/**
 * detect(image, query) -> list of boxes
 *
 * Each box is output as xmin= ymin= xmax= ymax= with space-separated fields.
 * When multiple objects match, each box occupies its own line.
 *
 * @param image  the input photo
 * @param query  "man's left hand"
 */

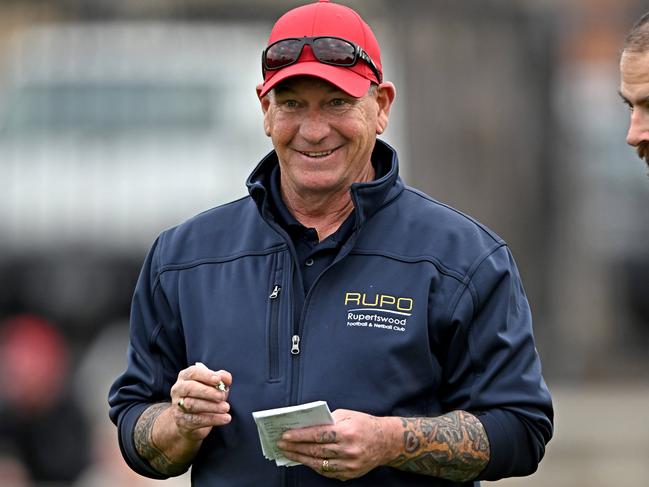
xmin=276 ymin=409 xmax=398 ymax=480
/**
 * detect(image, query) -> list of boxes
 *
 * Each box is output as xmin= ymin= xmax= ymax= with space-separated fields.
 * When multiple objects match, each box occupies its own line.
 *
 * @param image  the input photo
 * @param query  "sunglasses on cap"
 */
xmin=262 ymin=36 xmax=382 ymax=84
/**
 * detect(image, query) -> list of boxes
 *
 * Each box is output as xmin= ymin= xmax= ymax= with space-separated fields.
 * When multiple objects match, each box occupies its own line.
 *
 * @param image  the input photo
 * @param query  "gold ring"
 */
xmin=321 ymin=458 xmax=331 ymax=473
xmin=177 ymin=397 xmax=189 ymax=413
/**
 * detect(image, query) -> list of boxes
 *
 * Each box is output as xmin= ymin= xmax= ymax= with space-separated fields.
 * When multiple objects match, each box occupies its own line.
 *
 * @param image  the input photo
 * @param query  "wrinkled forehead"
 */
xmin=620 ymin=50 xmax=649 ymax=99
xmin=621 ymin=50 xmax=649 ymax=77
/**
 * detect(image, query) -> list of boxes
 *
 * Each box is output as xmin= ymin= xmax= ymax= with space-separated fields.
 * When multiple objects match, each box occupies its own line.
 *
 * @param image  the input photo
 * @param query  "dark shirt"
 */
xmin=268 ymin=166 xmax=355 ymax=293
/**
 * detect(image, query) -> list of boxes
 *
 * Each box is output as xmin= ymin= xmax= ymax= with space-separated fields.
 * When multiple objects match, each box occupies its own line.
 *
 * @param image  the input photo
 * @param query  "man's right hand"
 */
xmin=169 ymin=362 xmax=232 ymax=442
xmin=133 ymin=363 xmax=232 ymax=476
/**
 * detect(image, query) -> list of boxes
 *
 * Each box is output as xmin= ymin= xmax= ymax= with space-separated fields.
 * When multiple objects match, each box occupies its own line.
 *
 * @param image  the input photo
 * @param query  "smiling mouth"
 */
xmin=299 ymin=149 xmax=335 ymax=158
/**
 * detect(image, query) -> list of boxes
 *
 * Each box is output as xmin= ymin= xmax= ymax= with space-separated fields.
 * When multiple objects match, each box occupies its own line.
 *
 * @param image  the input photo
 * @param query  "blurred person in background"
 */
xmin=619 ymin=11 xmax=649 ymax=171
xmin=109 ymin=0 xmax=553 ymax=485
xmin=0 ymin=314 xmax=91 ymax=484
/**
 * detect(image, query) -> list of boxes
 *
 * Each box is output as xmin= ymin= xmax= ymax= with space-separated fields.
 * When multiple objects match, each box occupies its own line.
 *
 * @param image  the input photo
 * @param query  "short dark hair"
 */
xmin=624 ymin=11 xmax=649 ymax=53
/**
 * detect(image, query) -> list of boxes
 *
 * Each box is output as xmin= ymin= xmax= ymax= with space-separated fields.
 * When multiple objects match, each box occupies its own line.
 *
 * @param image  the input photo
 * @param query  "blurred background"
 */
xmin=0 ymin=0 xmax=647 ymax=485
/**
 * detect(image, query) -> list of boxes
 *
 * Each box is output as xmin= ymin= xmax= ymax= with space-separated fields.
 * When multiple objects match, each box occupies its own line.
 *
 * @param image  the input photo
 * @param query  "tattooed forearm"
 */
xmin=134 ymin=403 xmax=191 ymax=476
xmin=387 ymin=411 xmax=490 ymax=482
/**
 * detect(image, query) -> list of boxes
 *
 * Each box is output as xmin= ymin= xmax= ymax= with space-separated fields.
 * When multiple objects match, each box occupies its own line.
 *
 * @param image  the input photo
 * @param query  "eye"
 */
xmin=283 ymin=99 xmax=300 ymax=109
xmin=330 ymin=98 xmax=348 ymax=107
xmin=274 ymin=98 xmax=301 ymax=111
xmin=620 ymin=97 xmax=634 ymax=112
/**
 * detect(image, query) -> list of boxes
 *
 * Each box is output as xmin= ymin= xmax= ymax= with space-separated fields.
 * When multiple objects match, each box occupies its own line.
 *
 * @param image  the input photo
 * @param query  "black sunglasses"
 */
xmin=262 ymin=36 xmax=382 ymax=83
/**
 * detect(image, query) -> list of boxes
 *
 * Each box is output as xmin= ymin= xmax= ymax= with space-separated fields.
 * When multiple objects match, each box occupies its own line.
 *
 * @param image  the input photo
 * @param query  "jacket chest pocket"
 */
xmin=266 ymin=252 xmax=287 ymax=382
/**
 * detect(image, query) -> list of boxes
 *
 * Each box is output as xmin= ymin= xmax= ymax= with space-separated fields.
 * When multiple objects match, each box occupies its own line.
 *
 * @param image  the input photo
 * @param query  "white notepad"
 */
xmin=252 ymin=400 xmax=335 ymax=466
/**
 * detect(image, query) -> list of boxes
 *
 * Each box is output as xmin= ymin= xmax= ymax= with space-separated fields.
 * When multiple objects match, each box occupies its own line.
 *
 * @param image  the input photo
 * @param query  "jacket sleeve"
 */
xmin=107 ymin=234 xmax=187 ymax=479
xmin=439 ymin=244 xmax=554 ymax=480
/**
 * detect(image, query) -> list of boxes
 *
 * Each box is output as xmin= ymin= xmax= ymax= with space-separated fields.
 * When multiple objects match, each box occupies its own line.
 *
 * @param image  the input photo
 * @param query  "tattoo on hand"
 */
xmin=319 ymin=431 xmax=337 ymax=443
xmin=134 ymin=402 xmax=190 ymax=476
xmin=387 ymin=411 xmax=490 ymax=482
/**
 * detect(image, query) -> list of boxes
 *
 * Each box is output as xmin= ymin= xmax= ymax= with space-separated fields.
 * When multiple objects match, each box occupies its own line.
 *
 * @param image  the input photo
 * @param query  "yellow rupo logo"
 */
xmin=344 ymin=292 xmax=413 ymax=312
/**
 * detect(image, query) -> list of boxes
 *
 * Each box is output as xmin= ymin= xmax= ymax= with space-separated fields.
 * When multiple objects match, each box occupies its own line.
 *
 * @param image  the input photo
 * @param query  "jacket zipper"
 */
xmin=269 ymin=284 xmax=281 ymax=299
xmin=288 ymin=233 xmax=359 ymax=405
xmin=290 ymin=334 xmax=300 ymax=354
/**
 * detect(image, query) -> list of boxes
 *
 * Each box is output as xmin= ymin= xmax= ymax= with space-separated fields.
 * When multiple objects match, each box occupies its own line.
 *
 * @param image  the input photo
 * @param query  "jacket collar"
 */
xmin=246 ymin=139 xmax=404 ymax=228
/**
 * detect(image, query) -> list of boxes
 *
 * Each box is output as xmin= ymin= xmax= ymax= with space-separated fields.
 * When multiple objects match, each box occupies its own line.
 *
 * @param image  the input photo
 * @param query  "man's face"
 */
xmin=620 ymin=50 xmax=649 ymax=166
xmin=260 ymin=76 xmax=393 ymax=198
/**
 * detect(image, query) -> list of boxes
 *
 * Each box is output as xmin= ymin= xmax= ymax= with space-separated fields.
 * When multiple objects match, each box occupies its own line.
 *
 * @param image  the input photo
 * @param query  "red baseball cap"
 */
xmin=259 ymin=0 xmax=382 ymax=98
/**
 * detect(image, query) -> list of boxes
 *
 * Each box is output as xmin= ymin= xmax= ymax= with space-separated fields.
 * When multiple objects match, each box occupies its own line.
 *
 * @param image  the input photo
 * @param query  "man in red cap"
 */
xmin=619 ymin=11 xmax=649 ymax=172
xmin=109 ymin=1 xmax=553 ymax=485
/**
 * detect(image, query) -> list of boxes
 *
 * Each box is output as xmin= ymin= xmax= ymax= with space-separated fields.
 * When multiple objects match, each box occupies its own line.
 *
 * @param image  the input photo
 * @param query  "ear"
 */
xmin=257 ymin=84 xmax=272 ymax=137
xmin=374 ymin=82 xmax=396 ymax=135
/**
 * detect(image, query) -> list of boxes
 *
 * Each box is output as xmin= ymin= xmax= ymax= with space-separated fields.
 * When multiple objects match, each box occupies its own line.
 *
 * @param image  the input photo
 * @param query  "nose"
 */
xmin=298 ymin=109 xmax=330 ymax=144
xmin=626 ymin=108 xmax=649 ymax=147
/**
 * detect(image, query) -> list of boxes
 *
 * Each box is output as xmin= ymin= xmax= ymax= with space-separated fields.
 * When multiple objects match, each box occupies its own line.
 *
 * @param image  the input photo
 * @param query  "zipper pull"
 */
xmin=291 ymin=335 xmax=300 ymax=355
xmin=269 ymin=284 xmax=281 ymax=299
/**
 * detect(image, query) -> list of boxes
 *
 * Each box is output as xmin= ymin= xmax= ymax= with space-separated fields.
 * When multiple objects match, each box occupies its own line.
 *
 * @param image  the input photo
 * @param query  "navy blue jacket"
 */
xmin=109 ymin=140 xmax=553 ymax=486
